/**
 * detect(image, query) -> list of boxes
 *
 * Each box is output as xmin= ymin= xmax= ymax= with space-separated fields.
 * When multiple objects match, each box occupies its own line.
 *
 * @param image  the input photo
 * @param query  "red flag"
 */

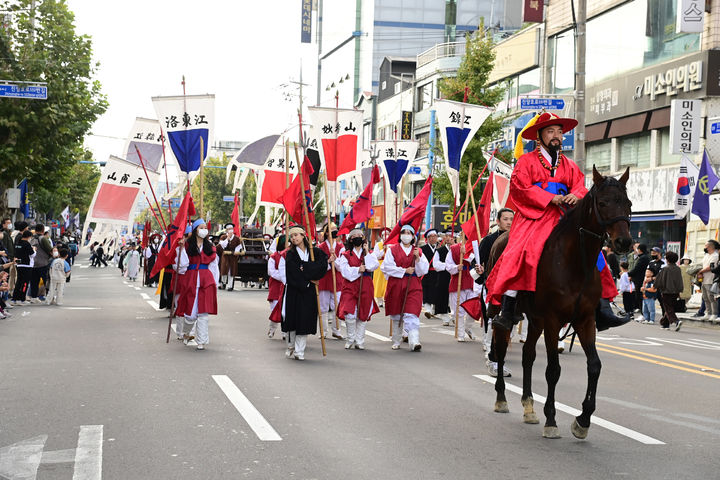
xmin=150 ymin=192 xmax=195 ymax=277
xmin=231 ymin=191 xmax=240 ymax=234
xmin=338 ymin=165 xmax=380 ymax=235
xmin=279 ymin=156 xmax=316 ymax=238
xmin=142 ymin=220 xmax=151 ymax=249
xmin=385 ymin=175 xmax=433 ymax=245
xmin=462 ymin=172 xmax=494 ymax=252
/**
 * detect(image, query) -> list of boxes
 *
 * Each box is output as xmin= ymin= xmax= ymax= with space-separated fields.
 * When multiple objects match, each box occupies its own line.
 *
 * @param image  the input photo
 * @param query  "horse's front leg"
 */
xmin=542 ymin=320 xmax=562 ymax=439
xmin=492 ymin=325 xmax=510 ymax=413
xmin=521 ymin=316 xmax=542 ymax=424
xmin=571 ymin=321 xmax=601 ymax=439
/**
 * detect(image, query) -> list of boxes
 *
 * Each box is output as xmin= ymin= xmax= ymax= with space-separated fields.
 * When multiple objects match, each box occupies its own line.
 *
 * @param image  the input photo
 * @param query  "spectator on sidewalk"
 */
xmin=618 ymin=262 xmax=635 ymax=314
xmin=678 ymin=256 xmax=694 ymax=314
xmin=640 ymin=269 xmax=657 ymax=324
xmin=655 ymin=251 xmax=684 ymax=331
xmin=28 ymin=224 xmax=53 ymax=303
xmin=628 ymin=243 xmax=650 ymax=313
xmin=605 ymin=245 xmax=621 ymax=282
xmin=11 ymin=230 xmax=35 ymax=304
xmin=47 ymin=248 xmax=71 ymax=306
xmin=698 ymin=240 xmax=719 ymax=321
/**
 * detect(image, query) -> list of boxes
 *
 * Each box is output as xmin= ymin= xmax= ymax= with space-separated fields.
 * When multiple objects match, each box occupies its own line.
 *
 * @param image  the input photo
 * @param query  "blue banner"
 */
xmin=691 ymin=150 xmax=719 ymax=224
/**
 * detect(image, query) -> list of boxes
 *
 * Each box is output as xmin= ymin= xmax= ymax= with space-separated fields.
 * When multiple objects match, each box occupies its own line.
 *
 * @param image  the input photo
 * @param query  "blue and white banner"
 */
xmin=373 ymin=140 xmax=419 ymax=193
xmin=152 ymin=94 xmax=215 ymax=174
xmin=435 ymin=99 xmax=493 ymax=204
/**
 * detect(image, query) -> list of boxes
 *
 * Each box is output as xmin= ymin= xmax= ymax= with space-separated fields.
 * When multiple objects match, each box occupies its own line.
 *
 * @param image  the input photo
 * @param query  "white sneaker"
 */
xmin=293 ymin=352 xmax=305 ymax=361
xmin=344 ymin=341 xmax=354 ymax=349
xmin=285 ymin=347 xmax=295 ymax=358
xmin=354 ymin=343 xmax=365 ymax=350
xmin=196 ymin=344 xmax=205 ymax=350
xmin=709 ymin=315 xmax=718 ymax=322
xmin=487 ymin=361 xmax=499 ymax=377
xmin=457 ymin=336 xmax=466 ymax=342
xmin=502 ymin=365 xmax=512 ymax=377
xmin=391 ymin=344 xmax=400 ymax=350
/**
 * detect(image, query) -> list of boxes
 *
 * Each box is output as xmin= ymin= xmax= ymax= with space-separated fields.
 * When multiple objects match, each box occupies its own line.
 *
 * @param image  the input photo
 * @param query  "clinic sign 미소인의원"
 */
xmin=670 ymin=99 xmax=701 ymax=154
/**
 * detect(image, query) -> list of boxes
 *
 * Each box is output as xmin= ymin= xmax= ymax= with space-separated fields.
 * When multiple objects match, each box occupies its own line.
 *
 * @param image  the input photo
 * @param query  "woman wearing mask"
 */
xmin=336 ymin=229 xmax=380 ymax=350
xmin=317 ymin=222 xmax=345 ymax=340
xmin=381 ymin=225 xmax=429 ymax=351
xmin=282 ymin=225 xmax=328 ymax=361
xmin=267 ymin=234 xmax=287 ymax=339
xmin=175 ymin=219 xmax=219 ymax=350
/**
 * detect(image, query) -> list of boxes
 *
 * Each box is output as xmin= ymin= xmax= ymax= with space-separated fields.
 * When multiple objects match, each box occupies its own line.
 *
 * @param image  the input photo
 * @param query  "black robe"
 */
xmin=144 ymin=245 xmax=159 ymax=286
xmin=421 ymin=244 xmax=438 ymax=305
xmin=282 ymin=245 xmax=328 ymax=335
xmin=434 ymin=245 xmax=451 ymax=314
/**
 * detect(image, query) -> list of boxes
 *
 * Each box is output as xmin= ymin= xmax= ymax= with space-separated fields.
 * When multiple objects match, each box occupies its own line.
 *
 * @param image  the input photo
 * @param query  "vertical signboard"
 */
xmin=401 ymin=111 xmax=413 ymax=140
xmin=523 ymin=0 xmax=544 ymax=23
xmin=670 ymin=99 xmax=701 ymax=154
xmin=301 ymin=0 xmax=312 ymax=43
xmin=677 ymin=0 xmax=704 ymax=33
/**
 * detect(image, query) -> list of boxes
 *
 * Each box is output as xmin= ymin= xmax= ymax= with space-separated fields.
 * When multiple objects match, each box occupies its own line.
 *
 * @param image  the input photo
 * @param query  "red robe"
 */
xmin=267 ymin=250 xmax=286 ymax=302
xmin=486 ymin=150 xmax=588 ymax=304
xmin=384 ymin=244 xmax=423 ymax=316
xmin=337 ymin=250 xmax=379 ymax=322
xmin=175 ymin=247 xmax=218 ymax=317
xmin=318 ymin=240 xmax=344 ymax=292
xmin=448 ymin=243 xmax=475 ymax=292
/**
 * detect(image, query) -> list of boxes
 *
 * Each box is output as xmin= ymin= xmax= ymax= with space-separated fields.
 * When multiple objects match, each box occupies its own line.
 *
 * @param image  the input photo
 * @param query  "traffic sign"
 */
xmin=520 ymin=97 xmax=565 ymax=110
xmin=0 ymin=83 xmax=47 ymax=100
xmin=408 ymin=166 xmax=422 ymax=175
xmin=222 ymin=195 xmax=235 ymax=202
xmin=711 ymin=122 xmax=720 ymax=135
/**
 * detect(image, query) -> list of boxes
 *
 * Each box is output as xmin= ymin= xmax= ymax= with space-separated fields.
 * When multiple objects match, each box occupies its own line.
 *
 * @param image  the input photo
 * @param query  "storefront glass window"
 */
xmin=586 ymin=140 xmax=612 ymax=173
xmin=550 ymin=31 xmax=574 ymax=94
xmin=417 ymin=82 xmax=433 ymax=111
xmin=659 ymin=128 xmax=701 ymax=166
xmin=619 ymin=133 xmax=651 ymax=169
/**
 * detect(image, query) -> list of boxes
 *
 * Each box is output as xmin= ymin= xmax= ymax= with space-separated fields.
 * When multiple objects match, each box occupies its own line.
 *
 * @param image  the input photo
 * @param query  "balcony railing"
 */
xmin=416 ymin=41 xmax=466 ymax=68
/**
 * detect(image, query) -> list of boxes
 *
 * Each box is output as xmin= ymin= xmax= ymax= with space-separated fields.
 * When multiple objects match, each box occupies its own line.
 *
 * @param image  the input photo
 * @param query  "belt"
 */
xmin=362 ymin=272 xmax=372 ymax=277
xmin=534 ymin=181 xmax=568 ymax=196
xmin=403 ymin=273 xmax=417 ymax=277
xmin=188 ymin=264 xmax=209 ymax=271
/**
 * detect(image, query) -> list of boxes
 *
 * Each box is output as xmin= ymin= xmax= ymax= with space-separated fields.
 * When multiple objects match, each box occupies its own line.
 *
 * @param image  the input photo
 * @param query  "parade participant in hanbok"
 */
xmin=144 ymin=234 xmax=161 ymax=287
xmin=486 ymin=112 xmax=628 ymax=332
xmin=267 ymin=234 xmax=287 ymax=339
xmin=171 ymin=225 xmax=192 ymax=340
xmin=336 ymin=229 xmax=380 ymax=350
xmin=432 ymin=230 xmax=454 ymax=325
xmin=218 ymin=223 xmax=243 ymax=291
xmin=317 ymin=222 xmax=344 ymax=340
xmin=372 ymin=228 xmax=390 ymax=307
xmin=444 ymin=239 xmax=479 ymax=342
xmin=420 ymin=229 xmax=439 ymax=318
xmin=282 ymin=225 xmax=328 ymax=361
xmin=381 ymin=225 xmax=429 ymax=351
xmin=125 ymin=244 xmax=141 ymax=282
xmin=175 ymin=219 xmax=219 ymax=351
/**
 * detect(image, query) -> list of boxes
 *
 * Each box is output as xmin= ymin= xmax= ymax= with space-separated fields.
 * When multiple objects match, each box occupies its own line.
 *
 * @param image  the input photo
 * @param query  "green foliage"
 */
xmin=189 ymin=156 xmax=235 ymax=231
xmin=0 ymin=0 xmax=107 ymax=195
xmin=433 ymin=23 xmax=507 ymax=206
xmin=32 ymin=154 xmax=100 ymax=220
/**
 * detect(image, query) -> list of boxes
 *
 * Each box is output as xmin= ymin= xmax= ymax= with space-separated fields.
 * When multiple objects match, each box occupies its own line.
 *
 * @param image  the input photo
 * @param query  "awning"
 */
xmin=630 ymin=213 xmax=678 ymax=222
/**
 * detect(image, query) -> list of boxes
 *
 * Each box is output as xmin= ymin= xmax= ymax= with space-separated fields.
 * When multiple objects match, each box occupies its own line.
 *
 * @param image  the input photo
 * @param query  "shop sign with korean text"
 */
xmin=670 ymin=99 xmax=701 ymax=154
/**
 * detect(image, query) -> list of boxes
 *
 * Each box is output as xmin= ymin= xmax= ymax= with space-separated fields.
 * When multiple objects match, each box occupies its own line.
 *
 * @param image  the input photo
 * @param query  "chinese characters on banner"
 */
xmin=490 ymin=158 xmax=513 ymax=222
xmin=677 ymin=0 xmax=705 ymax=33
xmin=670 ymin=99 xmax=701 ymax=154
xmin=152 ymin=94 xmax=215 ymax=174
xmin=523 ymin=0 xmax=544 ymax=22
xmin=434 ymin=99 xmax=493 ymax=205
xmin=401 ymin=111 xmax=413 ymax=140
xmin=307 ymin=106 xmax=364 ymax=183
xmin=301 ymin=0 xmax=312 ymax=43
xmin=257 ymin=141 xmax=299 ymax=207
xmin=124 ymin=117 xmax=164 ymax=172
xmin=373 ymin=140 xmax=420 ymax=193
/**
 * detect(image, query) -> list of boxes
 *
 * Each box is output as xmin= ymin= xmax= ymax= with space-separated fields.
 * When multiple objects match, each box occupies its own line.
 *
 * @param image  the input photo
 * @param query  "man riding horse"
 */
xmin=486 ymin=112 xmax=630 ymax=332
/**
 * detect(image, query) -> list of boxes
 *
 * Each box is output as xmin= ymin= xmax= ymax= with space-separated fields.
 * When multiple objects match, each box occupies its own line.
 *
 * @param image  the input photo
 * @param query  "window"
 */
xmin=586 ymin=140 xmax=612 ymax=172
xmin=381 ymin=80 xmax=387 ymax=90
xmin=619 ymin=133 xmax=651 ymax=169
xmin=417 ymin=82 xmax=433 ymax=111
xmin=659 ymin=128 xmax=699 ymax=166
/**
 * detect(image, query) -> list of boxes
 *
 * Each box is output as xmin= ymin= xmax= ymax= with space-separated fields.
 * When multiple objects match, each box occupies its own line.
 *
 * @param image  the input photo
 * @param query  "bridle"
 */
xmin=579 ymin=185 xmax=632 ymax=242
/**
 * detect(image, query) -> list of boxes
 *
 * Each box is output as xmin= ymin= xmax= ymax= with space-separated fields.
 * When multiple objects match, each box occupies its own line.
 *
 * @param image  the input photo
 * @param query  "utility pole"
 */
xmin=316 ymin=0 xmax=323 ymax=106
xmin=574 ymin=0 xmax=587 ymax=172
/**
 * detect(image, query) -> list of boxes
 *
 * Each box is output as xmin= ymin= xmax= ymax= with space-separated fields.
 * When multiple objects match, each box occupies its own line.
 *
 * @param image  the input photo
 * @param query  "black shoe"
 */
xmin=227 ymin=287 xmax=234 ymax=292
xmin=219 ymin=284 xmax=226 ymax=290
xmin=595 ymin=298 xmax=632 ymax=331
xmin=494 ymin=295 xmax=518 ymax=331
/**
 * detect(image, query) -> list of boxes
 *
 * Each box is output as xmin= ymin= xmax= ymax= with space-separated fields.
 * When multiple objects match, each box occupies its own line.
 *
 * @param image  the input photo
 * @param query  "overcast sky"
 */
xmin=67 ymin=0 xmax=321 ymax=168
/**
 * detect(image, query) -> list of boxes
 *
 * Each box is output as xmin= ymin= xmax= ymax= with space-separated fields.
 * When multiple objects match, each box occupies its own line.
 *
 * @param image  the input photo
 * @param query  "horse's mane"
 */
xmin=550 ymin=176 xmax=627 ymax=239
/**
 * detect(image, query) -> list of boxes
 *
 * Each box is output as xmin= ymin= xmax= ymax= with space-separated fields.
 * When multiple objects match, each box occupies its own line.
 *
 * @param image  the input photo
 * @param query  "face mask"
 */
xmin=331 ymin=231 xmax=339 ymax=239
xmin=52 ymin=251 xmax=59 ymax=257
xmin=153 ymin=240 xmax=159 ymax=244
xmin=197 ymin=229 xmax=209 ymax=239
xmin=226 ymin=229 xmax=234 ymax=235
xmin=704 ymin=248 xmax=709 ymax=254
xmin=351 ymin=237 xmax=364 ymax=247
xmin=400 ymin=234 xmax=413 ymax=245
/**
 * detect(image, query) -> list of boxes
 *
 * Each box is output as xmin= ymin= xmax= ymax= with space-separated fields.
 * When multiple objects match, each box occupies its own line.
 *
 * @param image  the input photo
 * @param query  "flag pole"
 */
xmin=285 ymin=139 xmax=290 ymax=236
xmin=199 ymin=137 xmax=205 ymax=218
xmin=455 ymin=163 xmax=473 ymax=338
xmin=143 ymin=192 xmax=166 ymax=233
xmin=160 ymin=128 xmax=173 ymax=219
xmin=135 ymin=145 xmax=168 ymax=230
xmin=295 ymin=143 xmax=327 ymax=356
xmin=322 ymin=170 xmax=340 ymax=330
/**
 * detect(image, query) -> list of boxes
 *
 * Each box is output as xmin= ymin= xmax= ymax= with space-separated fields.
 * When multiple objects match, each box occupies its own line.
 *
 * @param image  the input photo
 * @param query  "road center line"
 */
xmin=596 ymin=346 xmax=720 ymax=380
xmin=473 ymin=375 xmax=665 ymax=445
xmin=73 ymin=425 xmax=103 ymax=480
xmin=212 ymin=375 xmax=282 ymax=441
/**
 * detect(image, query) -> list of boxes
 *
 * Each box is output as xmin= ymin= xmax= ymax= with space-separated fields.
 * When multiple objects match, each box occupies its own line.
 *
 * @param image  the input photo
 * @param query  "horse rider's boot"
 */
xmin=595 ymin=298 xmax=632 ymax=331
xmin=494 ymin=295 xmax=518 ymax=331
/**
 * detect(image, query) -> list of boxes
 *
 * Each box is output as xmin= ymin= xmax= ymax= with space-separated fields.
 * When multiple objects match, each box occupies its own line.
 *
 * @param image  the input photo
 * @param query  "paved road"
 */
xmin=1 ymin=262 xmax=718 ymax=479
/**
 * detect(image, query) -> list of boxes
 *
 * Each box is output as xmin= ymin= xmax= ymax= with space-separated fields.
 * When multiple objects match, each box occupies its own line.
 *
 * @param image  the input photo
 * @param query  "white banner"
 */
xmin=677 ymin=0 xmax=705 ymax=33
xmin=307 ymin=106 xmax=364 ymax=183
xmin=670 ymin=99 xmax=701 ymax=154
xmin=373 ymin=140 xmax=420 ymax=194
xmin=435 ymin=99 xmax=493 ymax=204
xmin=152 ymin=94 xmax=215 ymax=174
xmin=124 ymin=117 xmax=164 ymax=172
xmin=256 ymin=141 xmax=299 ymax=207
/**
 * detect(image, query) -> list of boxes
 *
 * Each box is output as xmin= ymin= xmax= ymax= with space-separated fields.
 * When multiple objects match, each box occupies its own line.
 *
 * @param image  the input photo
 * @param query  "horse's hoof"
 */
xmin=494 ymin=401 xmax=509 ymax=413
xmin=523 ymin=412 xmax=540 ymax=424
xmin=521 ymin=398 xmax=539 ymax=424
xmin=543 ymin=426 xmax=561 ymax=439
xmin=571 ymin=419 xmax=589 ymax=439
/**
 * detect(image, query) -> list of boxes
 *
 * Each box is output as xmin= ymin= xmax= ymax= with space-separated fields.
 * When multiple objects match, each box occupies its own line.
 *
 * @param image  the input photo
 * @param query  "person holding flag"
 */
xmin=317 ymin=222 xmax=345 ymax=340
xmin=381 ymin=225 xmax=429 ymax=351
xmin=218 ymin=223 xmax=243 ymax=291
xmin=175 ymin=219 xmax=219 ymax=351
xmin=443 ymin=239 xmax=480 ymax=342
xmin=335 ymin=229 xmax=380 ymax=350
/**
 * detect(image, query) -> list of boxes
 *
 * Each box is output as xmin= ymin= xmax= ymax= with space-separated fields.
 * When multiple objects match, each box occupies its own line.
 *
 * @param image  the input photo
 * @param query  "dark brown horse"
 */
xmin=488 ymin=166 xmax=633 ymax=439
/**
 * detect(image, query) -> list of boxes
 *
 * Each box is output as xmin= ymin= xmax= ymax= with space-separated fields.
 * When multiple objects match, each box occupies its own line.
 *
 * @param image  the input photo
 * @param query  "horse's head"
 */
xmin=591 ymin=166 xmax=633 ymax=254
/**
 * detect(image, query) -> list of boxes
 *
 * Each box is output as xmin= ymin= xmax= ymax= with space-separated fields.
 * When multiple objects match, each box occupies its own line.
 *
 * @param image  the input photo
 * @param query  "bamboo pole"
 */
xmin=468 ymin=165 xmax=484 ymax=328
xmin=455 ymin=164 xmax=473 ymax=338
xmin=322 ymin=170 xmax=340 ymax=330
xmin=285 ymin=140 xmax=290 ymax=235
xmin=295 ymin=143 xmax=327 ymax=356
xmin=199 ymin=137 xmax=205 ymax=218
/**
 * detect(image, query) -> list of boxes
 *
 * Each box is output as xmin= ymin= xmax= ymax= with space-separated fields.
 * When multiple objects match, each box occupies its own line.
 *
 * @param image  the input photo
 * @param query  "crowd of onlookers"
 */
xmin=605 ymin=240 xmax=720 ymax=330
xmin=0 ymin=218 xmax=77 ymax=317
